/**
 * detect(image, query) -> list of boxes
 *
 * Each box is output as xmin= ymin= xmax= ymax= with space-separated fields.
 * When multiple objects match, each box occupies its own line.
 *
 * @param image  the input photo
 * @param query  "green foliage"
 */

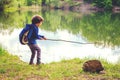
xmin=80 ymin=12 xmax=120 ymax=47
xmin=26 ymin=0 xmax=32 ymax=6
xmin=17 ymin=0 xmax=26 ymax=7
xmin=92 ymin=0 xmax=112 ymax=9
xmin=0 ymin=11 xmax=34 ymax=29
xmin=0 ymin=0 xmax=42 ymax=10
xmin=84 ymin=0 xmax=120 ymax=9
xmin=112 ymin=0 xmax=120 ymax=6
xmin=0 ymin=0 xmax=18 ymax=10
xmin=26 ymin=0 xmax=42 ymax=6
xmin=1 ymin=10 xmax=120 ymax=47
xmin=45 ymin=0 xmax=81 ymax=8
xmin=42 ymin=10 xmax=120 ymax=47
xmin=0 ymin=46 xmax=6 ymax=55
xmin=1 ymin=0 xmax=120 ymax=10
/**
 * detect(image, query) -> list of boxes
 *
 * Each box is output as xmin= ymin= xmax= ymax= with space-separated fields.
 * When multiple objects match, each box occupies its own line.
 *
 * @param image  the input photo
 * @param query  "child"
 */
xmin=28 ymin=15 xmax=46 ymax=65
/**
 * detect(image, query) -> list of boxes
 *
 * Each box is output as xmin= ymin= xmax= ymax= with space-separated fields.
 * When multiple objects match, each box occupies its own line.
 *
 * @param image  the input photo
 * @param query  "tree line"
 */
xmin=0 ymin=0 xmax=45 ymax=10
xmin=85 ymin=0 xmax=120 ymax=9
xmin=0 ymin=0 xmax=120 ymax=11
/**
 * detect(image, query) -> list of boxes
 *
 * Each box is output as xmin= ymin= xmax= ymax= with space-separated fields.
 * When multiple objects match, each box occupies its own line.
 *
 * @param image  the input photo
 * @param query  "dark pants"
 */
xmin=28 ymin=44 xmax=41 ymax=65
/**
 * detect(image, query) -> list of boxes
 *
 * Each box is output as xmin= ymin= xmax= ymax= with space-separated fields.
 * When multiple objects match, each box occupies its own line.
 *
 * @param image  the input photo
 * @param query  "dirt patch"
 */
xmin=26 ymin=75 xmax=49 ymax=80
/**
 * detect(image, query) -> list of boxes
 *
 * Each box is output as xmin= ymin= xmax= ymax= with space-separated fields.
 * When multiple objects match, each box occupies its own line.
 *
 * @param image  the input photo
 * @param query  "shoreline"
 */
xmin=0 ymin=47 xmax=120 ymax=80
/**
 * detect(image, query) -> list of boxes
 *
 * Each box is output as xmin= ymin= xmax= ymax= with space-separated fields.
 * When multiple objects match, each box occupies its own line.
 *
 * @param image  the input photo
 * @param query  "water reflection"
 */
xmin=0 ymin=28 xmax=120 ymax=64
xmin=0 ymin=10 xmax=120 ymax=63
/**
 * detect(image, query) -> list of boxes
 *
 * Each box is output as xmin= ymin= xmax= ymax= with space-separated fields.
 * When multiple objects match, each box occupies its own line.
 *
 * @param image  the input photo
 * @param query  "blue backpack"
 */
xmin=19 ymin=24 xmax=33 ymax=45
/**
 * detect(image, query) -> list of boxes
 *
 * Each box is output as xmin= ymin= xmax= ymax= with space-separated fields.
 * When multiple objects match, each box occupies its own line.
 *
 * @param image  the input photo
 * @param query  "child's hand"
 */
xmin=42 ymin=37 xmax=47 ymax=40
xmin=40 ymin=37 xmax=47 ymax=40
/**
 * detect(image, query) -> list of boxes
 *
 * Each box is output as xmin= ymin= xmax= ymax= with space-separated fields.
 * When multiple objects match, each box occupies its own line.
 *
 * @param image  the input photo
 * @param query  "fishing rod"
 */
xmin=46 ymin=39 xmax=94 ymax=44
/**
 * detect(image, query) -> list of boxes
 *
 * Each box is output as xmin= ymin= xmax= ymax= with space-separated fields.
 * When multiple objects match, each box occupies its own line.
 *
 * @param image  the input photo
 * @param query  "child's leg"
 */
xmin=35 ymin=45 xmax=41 ymax=65
xmin=29 ymin=44 xmax=41 ymax=65
xmin=29 ymin=45 xmax=36 ymax=65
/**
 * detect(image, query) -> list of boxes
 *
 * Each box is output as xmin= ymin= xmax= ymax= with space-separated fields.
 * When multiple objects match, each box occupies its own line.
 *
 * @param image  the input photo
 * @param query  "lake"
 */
xmin=0 ymin=10 xmax=120 ymax=64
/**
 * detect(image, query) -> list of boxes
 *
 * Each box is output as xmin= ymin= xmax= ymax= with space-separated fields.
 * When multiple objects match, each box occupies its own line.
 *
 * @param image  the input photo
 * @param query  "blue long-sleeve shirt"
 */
xmin=25 ymin=24 xmax=44 ymax=45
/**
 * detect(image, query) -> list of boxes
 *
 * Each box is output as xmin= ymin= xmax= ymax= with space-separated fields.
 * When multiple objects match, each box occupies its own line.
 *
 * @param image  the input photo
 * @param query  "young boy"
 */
xmin=28 ymin=15 xmax=46 ymax=65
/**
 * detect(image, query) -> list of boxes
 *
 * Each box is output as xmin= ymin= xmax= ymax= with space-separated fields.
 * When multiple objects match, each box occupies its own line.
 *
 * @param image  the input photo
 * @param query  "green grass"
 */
xmin=0 ymin=47 xmax=120 ymax=80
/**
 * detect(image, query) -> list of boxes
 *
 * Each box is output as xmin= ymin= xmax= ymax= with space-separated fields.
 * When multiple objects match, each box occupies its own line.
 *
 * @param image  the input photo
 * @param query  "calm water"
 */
xmin=0 ymin=10 xmax=120 ymax=64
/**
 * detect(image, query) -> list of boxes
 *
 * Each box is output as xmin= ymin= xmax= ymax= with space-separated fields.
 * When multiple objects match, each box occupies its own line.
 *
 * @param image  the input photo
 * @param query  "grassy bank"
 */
xmin=0 ymin=47 xmax=120 ymax=80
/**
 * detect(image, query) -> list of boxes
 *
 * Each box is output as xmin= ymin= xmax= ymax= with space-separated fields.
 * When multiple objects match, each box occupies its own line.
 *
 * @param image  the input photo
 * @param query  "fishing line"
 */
xmin=46 ymin=39 xmax=93 ymax=44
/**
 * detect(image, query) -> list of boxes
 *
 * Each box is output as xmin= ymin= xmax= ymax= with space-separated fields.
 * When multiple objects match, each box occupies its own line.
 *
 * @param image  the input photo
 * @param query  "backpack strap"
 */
xmin=27 ymin=25 xmax=33 ymax=40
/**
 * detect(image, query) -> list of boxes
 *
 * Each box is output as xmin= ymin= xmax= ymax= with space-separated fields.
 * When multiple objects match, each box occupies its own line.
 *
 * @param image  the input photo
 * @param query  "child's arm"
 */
xmin=39 ymin=35 xmax=47 ymax=40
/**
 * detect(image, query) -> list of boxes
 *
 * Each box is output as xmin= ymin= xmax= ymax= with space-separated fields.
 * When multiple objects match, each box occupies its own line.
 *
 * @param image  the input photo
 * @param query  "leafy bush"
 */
xmin=84 ymin=0 xmax=120 ymax=9
xmin=88 ymin=0 xmax=112 ymax=9
xmin=95 ymin=0 xmax=112 ymax=9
